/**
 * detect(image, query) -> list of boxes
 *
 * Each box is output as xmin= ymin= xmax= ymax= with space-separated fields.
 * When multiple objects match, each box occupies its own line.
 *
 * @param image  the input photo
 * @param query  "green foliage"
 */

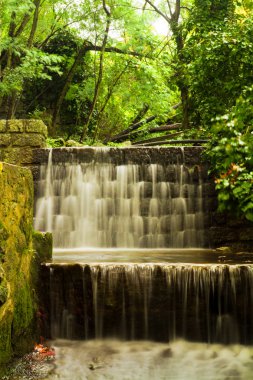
xmin=46 ymin=137 xmax=65 ymax=147
xmin=184 ymin=1 xmax=253 ymax=127
xmin=0 ymin=50 xmax=63 ymax=97
xmin=206 ymin=89 xmax=253 ymax=221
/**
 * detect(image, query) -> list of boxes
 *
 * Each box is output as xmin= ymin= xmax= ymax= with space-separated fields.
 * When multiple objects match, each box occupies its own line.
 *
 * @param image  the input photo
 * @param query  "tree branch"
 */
xmin=145 ymin=0 xmax=170 ymax=23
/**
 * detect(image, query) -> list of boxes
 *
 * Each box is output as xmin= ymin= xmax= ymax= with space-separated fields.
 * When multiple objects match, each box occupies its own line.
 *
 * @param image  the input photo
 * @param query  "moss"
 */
xmin=0 ymin=268 xmax=8 ymax=305
xmin=12 ymin=275 xmax=37 ymax=355
xmin=0 ymin=303 xmax=13 ymax=366
xmin=0 ymin=220 xmax=9 ymax=261
xmin=33 ymin=231 xmax=53 ymax=263
xmin=0 ymin=163 xmax=39 ymax=367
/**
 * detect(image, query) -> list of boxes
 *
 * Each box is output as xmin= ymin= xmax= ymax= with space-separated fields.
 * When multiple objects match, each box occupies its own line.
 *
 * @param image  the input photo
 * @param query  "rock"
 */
xmin=33 ymin=231 xmax=53 ymax=263
xmin=65 ymin=139 xmax=83 ymax=147
xmin=216 ymin=247 xmax=232 ymax=254
xmin=0 ymin=163 xmax=38 ymax=370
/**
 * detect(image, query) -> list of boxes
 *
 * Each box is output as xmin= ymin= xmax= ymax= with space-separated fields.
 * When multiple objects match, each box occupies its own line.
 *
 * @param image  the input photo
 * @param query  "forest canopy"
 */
xmin=1 ymin=0 xmax=253 ymax=221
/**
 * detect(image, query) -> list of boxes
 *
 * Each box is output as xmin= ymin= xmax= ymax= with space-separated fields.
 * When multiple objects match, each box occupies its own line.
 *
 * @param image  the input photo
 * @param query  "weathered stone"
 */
xmin=0 ymin=134 xmax=11 ymax=147
xmin=23 ymin=119 xmax=48 ymax=138
xmin=65 ymin=139 xmax=83 ymax=147
xmin=33 ymin=231 xmax=53 ymax=262
xmin=0 ymin=162 xmax=37 ymax=371
xmin=1 ymin=147 xmax=34 ymax=165
xmin=215 ymin=246 xmax=232 ymax=253
xmin=6 ymin=120 xmax=24 ymax=133
xmin=27 ymin=165 xmax=41 ymax=181
xmin=11 ymin=133 xmax=46 ymax=147
xmin=32 ymin=148 xmax=50 ymax=164
xmin=32 ymin=147 xmax=208 ymax=166
xmin=0 ymin=120 xmax=48 ymax=167
xmin=0 ymin=121 xmax=7 ymax=133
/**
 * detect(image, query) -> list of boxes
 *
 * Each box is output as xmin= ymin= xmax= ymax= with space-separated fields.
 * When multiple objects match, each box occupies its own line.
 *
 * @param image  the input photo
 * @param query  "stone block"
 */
xmin=12 ymin=133 xmax=46 ymax=147
xmin=0 ymin=134 xmax=11 ymax=147
xmin=32 ymin=148 xmax=50 ymax=164
xmin=24 ymin=119 xmax=48 ymax=138
xmin=6 ymin=120 xmax=24 ymax=132
xmin=183 ymin=147 xmax=205 ymax=165
xmin=0 ymin=121 xmax=7 ymax=133
xmin=1 ymin=147 xmax=34 ymax=165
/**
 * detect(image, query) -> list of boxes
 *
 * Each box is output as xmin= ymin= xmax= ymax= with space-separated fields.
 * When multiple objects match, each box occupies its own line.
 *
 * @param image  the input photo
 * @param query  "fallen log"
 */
xmin=149 ymin=123 xmax=182 ymax=133
xmin=134 ymin=139 xmax=209 ymax=146
xmin=132 ymin=131 xmax=183 ymax=145
xmin=106 ymin=115 xmax=157 ymax=143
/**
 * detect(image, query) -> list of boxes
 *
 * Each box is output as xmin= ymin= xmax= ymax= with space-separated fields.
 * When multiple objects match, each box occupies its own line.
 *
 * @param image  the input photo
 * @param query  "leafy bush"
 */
xmin=206 ymin=89 xmax=253 ymax=221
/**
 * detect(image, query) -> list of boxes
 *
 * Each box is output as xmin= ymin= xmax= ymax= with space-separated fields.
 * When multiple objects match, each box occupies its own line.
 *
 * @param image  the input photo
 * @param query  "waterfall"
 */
xmin=34 ymin=148 xmax=205 ymax=248
xmin=41 ymin=263 xmax=253 ymax=344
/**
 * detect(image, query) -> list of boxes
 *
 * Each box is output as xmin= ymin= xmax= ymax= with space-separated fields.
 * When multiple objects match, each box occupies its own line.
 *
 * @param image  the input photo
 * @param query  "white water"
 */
xmin=34 ymin=149 xmax=205 ymax=248
xmin=45 ymin=339 xmax=253 ymax=380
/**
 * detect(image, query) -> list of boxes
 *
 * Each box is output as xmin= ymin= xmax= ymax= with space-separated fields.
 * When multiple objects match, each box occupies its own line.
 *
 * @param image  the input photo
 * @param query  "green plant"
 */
xmin=206 ymin=90 xmax=253 ymax=221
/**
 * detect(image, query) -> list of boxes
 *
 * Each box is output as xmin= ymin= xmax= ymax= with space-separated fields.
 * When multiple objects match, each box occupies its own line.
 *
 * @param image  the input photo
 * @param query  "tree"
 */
xmin=143 ymin=0 xmax=191 ymax=129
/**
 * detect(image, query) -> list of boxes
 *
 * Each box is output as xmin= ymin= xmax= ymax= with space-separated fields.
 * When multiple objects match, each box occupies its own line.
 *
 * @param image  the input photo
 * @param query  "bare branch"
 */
xmin=180 ymin=6 xmax=191 ymax=12
xmin=145 ymin=0 xmax=170 ymax=23
xmin=167 ymin=0 xmax=173 ymax=18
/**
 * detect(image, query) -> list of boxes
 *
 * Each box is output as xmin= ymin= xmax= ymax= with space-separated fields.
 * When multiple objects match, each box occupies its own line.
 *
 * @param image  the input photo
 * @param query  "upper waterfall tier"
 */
xmin=32 ymin=146 xmax=204 ymax=165
xmin=34 ymin=147 xmax=207 ymax=249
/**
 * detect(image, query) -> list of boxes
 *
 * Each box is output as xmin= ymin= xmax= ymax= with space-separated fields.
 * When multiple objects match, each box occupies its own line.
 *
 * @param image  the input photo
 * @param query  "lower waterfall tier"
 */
xmin=40 ymin=263 xmax=253 ymax=344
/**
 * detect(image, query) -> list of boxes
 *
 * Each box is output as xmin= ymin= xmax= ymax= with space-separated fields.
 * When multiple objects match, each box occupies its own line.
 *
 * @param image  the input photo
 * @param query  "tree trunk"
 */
xmin=149 ymin=123 xmax=182 ymax=132
xmin=27 ymin=0 xmax=41 ymax=48
xmin=81 ymin=2 xmax=111 ymax=143
xmin=51 ymin=42 xmax=92 ymax=133
xmin=132 ymin=131 xmax=183 ymax=145
xmin=106 ymin=115 xmax=156 ymax=143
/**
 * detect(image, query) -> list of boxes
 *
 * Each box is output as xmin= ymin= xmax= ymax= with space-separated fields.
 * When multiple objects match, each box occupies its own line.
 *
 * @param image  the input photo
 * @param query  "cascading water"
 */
xmin=34 ymin=148 xmax=253 ymax=379
xmin=34 ymin=148 xmax=205 ymax=248
xmin=41 ymin=262 xmax=253 ymax=344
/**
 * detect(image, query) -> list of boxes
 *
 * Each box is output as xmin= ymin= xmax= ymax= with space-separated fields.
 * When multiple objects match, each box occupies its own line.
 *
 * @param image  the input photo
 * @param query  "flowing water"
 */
xmin=33 ymin=148 xmax=253 ymax=379
xmin=34 ymin=149 xmax=205 ymax=248
xmin=42 ymin=260 xmax=253 ymax=344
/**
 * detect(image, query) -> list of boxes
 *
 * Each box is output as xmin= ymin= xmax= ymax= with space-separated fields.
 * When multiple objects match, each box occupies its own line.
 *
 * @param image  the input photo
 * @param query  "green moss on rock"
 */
xmin=33 ymin=231 xmax=52 ymax=263
xmin=0 ymin=162 xmax=38 ymax=372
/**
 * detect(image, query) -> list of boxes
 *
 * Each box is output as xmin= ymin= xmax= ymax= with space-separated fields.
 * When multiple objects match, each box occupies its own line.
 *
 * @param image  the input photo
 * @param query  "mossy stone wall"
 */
xmin=0 ymin=162 xmax=51 ymax=372
xmin=0 ymin=119 xmax=47 ymax=165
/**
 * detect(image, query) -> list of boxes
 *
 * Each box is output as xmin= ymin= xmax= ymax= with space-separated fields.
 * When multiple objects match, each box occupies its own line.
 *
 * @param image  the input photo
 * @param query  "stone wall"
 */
xmin=0 ymin=162 xmax=52 ymax=373
xmin=0 ymin=119 xmax=47 ymax=165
